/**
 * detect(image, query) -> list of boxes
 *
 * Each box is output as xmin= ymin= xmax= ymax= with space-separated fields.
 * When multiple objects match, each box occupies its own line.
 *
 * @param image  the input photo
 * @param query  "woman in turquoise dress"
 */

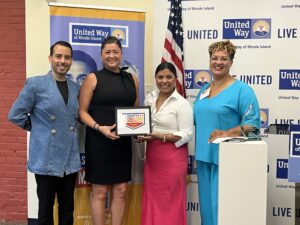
xmin=193 ymin=40 xmax=261 ymax=225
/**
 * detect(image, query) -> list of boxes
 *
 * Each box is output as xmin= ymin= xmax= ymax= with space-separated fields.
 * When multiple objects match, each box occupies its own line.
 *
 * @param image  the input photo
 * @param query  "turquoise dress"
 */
xmin=194 ymin=80 xmax=261 ymax=164
xmin=193 ymin=80 xmax=261 ymax=225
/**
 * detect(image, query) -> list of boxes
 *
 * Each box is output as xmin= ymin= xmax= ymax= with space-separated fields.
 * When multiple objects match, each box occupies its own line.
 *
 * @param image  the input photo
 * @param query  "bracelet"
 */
xmin=240 ymin=126 xmax=246 ymax=137
xmin=93 ymin=122 xmax=99 ymax=130
xmin=97 ymin=125 xmax=102 ymax=134
xmin=95 ymin=124 xmax=100 ymax=131
xmin=162 ymin=134 xmax=166 ymax=142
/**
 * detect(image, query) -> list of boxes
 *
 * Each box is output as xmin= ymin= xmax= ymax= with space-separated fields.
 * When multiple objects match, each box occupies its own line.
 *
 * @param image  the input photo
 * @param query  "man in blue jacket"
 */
xmin=8 ymin=41 xmax=81 ymax=225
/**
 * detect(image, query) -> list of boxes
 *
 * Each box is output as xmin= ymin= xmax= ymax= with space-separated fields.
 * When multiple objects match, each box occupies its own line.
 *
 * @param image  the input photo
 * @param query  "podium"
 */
xmin=218 ymin=140 xmax=268 ymax=225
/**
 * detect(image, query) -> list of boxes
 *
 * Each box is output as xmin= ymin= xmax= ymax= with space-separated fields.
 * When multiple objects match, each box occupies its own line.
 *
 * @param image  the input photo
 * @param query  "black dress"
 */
xmin=85 ymin=67 xmax=136 ymax=184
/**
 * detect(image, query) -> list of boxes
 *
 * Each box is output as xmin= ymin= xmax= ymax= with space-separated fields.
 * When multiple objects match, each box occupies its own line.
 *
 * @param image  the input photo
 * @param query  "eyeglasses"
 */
xmin=210 ymin=57 xmax=230 ymax=62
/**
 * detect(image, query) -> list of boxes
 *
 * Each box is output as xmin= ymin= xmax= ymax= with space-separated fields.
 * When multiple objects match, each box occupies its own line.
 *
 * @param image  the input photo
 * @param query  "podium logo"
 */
xmin=290 ymin=132 xmax=300 ymax=157
xmin=276 ymin=159 xmax=288 ymax=179
xmin=279 ymin=69 xmax=300 ymax=90
xmin=223 ymin=18 xmax=271 ymax=39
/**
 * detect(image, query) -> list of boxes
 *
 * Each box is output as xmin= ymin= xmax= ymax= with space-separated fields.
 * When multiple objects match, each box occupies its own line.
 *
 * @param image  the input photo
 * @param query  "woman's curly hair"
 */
xmin=208 ymin=40 xmax=236 ymax=60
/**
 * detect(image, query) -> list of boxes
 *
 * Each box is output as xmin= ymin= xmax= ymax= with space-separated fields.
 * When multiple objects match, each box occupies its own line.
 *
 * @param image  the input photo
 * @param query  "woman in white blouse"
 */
xmin=139 ymin=62 xmax=194 ymax=225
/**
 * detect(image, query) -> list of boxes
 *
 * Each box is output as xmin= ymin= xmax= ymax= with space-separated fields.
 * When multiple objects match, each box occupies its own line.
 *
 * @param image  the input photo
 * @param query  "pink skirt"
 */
xmin=141 ymin=140 xmax=188 ymax=225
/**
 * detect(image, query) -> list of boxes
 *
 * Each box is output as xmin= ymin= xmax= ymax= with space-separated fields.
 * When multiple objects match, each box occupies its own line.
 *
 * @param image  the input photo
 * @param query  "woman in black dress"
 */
xmin=79 ymin=36 xmax=139 ymax=225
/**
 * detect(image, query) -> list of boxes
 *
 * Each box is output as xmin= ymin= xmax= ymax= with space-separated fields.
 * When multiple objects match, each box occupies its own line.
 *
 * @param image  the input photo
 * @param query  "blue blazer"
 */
xmin=8 ymin=72 xmax=81 ymax=177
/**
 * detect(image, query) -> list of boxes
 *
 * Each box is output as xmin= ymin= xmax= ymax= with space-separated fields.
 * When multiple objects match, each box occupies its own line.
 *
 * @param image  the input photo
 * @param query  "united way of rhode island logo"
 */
xmin=223 ymin=18 xmax=271 ymax=39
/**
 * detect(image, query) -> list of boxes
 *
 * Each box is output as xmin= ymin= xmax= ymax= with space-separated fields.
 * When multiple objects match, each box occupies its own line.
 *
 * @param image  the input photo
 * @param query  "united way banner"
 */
xmin=288 ymin=125 xmax=300 ymax=182
xmin=27 ymin=5 xmax=145 ymax=225
xmin=50 ymin=6 xmax=145 ymax=225
xmin=153 ymin=1 xmax=300 ymax=225
xmin=50 ymin=6 xmax=145 ymax=102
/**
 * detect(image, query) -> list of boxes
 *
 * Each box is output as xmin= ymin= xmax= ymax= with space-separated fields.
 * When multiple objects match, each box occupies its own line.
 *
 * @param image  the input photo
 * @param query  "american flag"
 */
xmin=162 ymin=0 xmax=185 ymax=97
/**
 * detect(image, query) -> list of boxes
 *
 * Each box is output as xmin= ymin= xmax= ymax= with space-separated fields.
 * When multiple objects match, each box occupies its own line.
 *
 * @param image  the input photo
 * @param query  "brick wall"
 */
xmin=0 ymin=0 xmax=27 ymax=222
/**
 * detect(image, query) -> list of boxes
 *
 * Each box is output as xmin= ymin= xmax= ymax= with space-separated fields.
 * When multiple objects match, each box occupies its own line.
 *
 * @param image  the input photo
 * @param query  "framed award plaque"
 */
xmin=115 ymin=106 xmax=152 ymax=136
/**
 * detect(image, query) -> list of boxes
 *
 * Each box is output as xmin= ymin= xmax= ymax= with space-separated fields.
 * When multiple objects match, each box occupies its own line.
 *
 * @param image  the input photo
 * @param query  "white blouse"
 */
xmin=145 ymin=89 xmax=194 ymax=148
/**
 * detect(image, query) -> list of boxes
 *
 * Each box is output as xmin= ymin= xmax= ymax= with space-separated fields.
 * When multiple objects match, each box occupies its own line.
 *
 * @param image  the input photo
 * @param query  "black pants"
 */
xmin=35 ymin=173 xmax=77 ymax=225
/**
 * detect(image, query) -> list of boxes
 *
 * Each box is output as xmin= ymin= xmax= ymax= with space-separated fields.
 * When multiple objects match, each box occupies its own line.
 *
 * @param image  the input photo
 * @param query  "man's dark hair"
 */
xmin=50 ymin=40 xmax=73 ymax=57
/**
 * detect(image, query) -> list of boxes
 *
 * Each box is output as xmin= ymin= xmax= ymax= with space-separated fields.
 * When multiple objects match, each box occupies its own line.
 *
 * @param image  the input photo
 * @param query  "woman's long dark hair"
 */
xmin=155 ymin=62 xmax=177 ymax=77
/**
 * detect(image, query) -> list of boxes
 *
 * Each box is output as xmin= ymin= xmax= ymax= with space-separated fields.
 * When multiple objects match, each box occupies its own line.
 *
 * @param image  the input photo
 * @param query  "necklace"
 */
xmin=210 ymin=83 xmax=224 ymax=93
xmin=210 ymin=75 xmax=231 ymax=95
